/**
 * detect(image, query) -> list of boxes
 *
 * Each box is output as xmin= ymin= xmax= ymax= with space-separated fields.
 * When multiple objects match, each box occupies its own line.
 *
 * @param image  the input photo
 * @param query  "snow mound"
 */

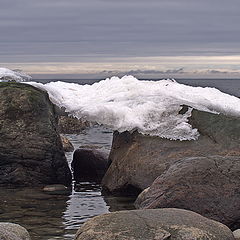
xmin=27 ymin=76 xmax=240 ymax=140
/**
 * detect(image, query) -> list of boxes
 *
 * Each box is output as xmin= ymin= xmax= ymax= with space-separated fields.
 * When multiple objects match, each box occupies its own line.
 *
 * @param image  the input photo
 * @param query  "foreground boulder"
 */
xmin=0 ymin=82 xmax=72 ymax=186
xmin=102 ymin=108 xmax=240 ymax=195
xmin=75 ymin=208 xmax=234 ymax=240
xmin=72 ymin=149 xmax=108 ymax=183
xmin=0 ymin=222 xmax=31 ymax=240
xmin=135 ymin=155 xmax=240 ymax=230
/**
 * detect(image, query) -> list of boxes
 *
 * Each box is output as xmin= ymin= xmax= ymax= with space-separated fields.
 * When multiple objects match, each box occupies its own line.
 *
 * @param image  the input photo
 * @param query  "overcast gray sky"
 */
xmin=0 ymin=0 xmax=240 ymax=78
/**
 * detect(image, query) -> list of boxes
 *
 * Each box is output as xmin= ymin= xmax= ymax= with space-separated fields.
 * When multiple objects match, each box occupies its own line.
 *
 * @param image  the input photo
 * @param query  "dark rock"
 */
xmin=71 ymin=149 xmax=109 ymax=183
xmin=0 ymin=82 xmax=72 ymax=186
xmin=102 ymin=108 xmax=240 ymax=195
xmin=60 ymin=135 xmax=74 ymax=152
xmin=135 ymin=155 xmax=240 ymax=230
xmin=0 ymin=222 xmax=31 ymax=240
xmin=75 ymin=208 xmax=234 ymax=240
xmin=58 ymin=116 xmax=90 ymax=134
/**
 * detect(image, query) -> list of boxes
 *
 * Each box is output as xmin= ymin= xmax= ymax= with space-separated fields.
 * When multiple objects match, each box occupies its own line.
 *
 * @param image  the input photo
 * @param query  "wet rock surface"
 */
xmin=75 ymin=208 xmax=234 ymax=240
xmin=0 ymin=82 xmax=72 ymax=186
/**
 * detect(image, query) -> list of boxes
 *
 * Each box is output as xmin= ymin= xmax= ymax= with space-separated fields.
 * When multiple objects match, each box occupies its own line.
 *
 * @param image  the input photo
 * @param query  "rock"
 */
xmin=0 ymin=222 xmax=31 ymax=240
xmin=71 ymin=149 xmax=109 ymax=183
xmin=0 ymin=82 xmax=72 ymax=186
xmin=58 ymin=116 xmax=90 ymax=134
xmin=60 ymin=135 xmax=74 ymax=152
xmin=102 ymin=108 xmax=240 ymax=195
xmin=135 ymin=155 xmax=240 ymax=230
xmin=233 ymin=229 xmax=240 ymax=239
xmin=43 ymin=184 xmax=70 ymax=195
xmin=75 ymin=208 xmax=234 ymax=240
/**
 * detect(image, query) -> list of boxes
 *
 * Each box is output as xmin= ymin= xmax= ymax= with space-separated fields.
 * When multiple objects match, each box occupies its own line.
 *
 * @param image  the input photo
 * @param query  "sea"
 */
xmin=0 ymin=78 xmax=239 ymax=240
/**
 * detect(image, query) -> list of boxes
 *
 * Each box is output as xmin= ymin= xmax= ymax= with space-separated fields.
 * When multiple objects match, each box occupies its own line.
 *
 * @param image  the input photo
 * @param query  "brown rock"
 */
xmin=135 ymin=155 xmax=240 ymax=230
xmin=102 ymin=108 xmax=240 ymax=195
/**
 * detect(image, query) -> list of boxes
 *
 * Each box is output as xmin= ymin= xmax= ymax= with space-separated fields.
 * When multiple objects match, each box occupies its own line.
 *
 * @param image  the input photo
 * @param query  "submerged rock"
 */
xmin=0 ymin=222 xmax=31 ymax=240
xmin=102 ymin=108 xmax=240 ymax=195
xmin=43 ymin=184 xmax=70 ymax=195
xmin=72 ymin=148 xmax=109 ymax=183
xmin=0 ymin=82 xmax=72 ymax=186
xmin=75 ymin=208 xmax=234 ymax=240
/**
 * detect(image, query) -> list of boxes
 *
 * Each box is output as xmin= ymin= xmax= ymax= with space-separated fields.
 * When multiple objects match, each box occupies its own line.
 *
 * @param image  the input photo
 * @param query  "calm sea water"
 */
xmin=0 ymin=78 xmax=239 ymax=240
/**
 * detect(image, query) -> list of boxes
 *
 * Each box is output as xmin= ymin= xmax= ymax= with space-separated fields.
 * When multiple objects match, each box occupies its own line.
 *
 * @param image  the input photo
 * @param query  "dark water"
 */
xmin=0 ymin=126 xmax=135 ymax=240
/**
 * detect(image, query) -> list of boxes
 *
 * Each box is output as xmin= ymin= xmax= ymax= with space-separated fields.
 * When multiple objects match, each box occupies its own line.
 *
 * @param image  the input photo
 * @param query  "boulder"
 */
xmin=0 ymin=222 xmax=31 ymax=240
xmin=72 ymin=149 xmax=109 ymax=183
xmin=135 ymin=156 xmax=240 ymax=230
xmin=233 ymin=229 xmax=240 ymax=240
xmin=75 ymin=208 xmax=234 ymax=240
xmin=58 ymin=116 xmax=90 ymax=134
xmin=60 ymin=135 xmax=74 ymax=152
xmin=0 ymin=82 xmax=72 ymax=186
xmin=102 ymin=108 xmax=240 ymax=195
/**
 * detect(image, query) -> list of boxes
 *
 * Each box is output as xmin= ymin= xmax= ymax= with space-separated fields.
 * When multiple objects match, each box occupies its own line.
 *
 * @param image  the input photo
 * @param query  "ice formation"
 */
xmin=0 ymin=68 xmax=32 ymax=82
xmin=27 ymin=76 xmax=240 ymax=141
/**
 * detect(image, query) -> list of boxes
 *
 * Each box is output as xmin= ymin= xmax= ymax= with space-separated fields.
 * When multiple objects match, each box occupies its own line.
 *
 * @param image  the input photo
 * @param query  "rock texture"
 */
xmin=135 ymin=156 xmax=240 ymax=230
xmin=0 ymin=222 xmax=31 ymax=240
xmin=102 ymin=108 xmax=240 ymax=195
xmin=58 ymin=116 xmax=90 ymax=134
xmin=72 ymin=148 xmax=109 ymax=183
xmin=60 ymin=135 xmax=74 ymax=152
xmin=0 ymin=82 xmax=72 ymax=186
xmin=75 ymin=208 xmax=234 ymax=240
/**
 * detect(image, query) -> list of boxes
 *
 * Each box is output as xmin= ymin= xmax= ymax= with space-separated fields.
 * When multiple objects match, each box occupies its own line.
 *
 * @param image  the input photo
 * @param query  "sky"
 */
xmin=0 ymin=0 xmax=240 ymax=79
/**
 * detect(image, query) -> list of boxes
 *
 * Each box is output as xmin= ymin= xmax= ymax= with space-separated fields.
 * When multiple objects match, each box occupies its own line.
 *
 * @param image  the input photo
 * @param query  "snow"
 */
xmin=27 ymin=76 xmax=240 ymax=140
xmin=0 ymin=68 xmax=32 ymax=82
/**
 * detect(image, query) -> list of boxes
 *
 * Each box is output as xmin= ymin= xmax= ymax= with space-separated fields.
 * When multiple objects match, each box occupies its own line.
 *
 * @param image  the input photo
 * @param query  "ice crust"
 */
xmin=27 ymin=76 xmax=240 ymax=140
xmin=0 ymin=68 xmax=32 ymax=82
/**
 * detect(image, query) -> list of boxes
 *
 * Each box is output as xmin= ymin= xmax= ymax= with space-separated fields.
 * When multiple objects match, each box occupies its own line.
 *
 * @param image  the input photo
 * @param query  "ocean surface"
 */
xmin=0 ymin=78 xmax=239 ymax=240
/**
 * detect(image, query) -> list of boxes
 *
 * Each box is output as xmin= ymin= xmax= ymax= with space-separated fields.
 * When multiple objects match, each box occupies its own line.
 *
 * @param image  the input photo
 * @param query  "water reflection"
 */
xmin=0 ymin=126 xmax=135 ymax=240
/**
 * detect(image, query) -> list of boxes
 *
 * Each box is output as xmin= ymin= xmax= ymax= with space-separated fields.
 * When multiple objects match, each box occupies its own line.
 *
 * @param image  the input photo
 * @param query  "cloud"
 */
xmin=0 ymin=0 xmax=240 ymax=63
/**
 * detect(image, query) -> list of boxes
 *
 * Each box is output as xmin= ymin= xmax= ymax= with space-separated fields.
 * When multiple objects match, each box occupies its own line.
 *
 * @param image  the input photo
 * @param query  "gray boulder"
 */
xmin=75 ymin=208 xmax=234 ymax=240
xmin=0 ymin=82 xmax=72 ymax=186
xmin=0 ymin=222 xmax=31 ymax=240
xmin=102 ymin=108 xmax=240 ymax=195
xmin=135 ymin=156 xmax=240 ymax=230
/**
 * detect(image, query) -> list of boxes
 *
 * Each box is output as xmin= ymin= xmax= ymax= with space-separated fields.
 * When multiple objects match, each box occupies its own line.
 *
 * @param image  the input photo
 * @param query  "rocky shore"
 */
xmin=1 ymin=81 xmax=240 ymax=239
